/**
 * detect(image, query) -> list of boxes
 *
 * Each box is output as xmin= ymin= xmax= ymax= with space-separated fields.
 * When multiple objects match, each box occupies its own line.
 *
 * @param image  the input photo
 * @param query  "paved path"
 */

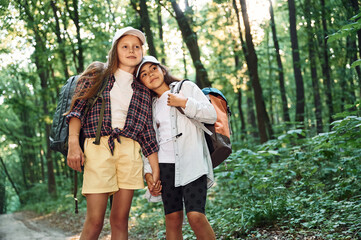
xmin=0 ymin=212 xmax=77 ymax=240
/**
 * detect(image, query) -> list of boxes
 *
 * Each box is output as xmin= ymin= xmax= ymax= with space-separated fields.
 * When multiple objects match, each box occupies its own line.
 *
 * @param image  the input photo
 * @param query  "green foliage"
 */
xmin=205 ymin=109 xmax=361 ymax=239
xmin=14 ymin=108 xmax=361 ymax=239
xmin=351 ymin=59 xmax=361 ymax=68
xmin=128 ymin=106 xmax=361 ymax=239
xmin=20 ymin=175 xmax=86 ymax=214
xmin=118 ymin=107 xmax=357 ymax=239
xmin=328 ymin=12 xmax=361 ymax=43
xmin=1 ymin=0 xmax=361 ymax=238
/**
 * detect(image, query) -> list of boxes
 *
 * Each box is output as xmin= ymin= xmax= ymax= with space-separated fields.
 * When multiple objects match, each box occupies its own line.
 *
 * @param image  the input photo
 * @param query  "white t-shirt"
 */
xmin=110 ymin=68 xmax=134 ymax=129
xmin=155 ymin=90 xmax=176 ymax=164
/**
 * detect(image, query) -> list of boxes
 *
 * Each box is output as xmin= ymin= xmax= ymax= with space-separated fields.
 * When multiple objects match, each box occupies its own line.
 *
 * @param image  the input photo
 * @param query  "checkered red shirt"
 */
xmin=66 ymin=74 xmax=159 ymax=157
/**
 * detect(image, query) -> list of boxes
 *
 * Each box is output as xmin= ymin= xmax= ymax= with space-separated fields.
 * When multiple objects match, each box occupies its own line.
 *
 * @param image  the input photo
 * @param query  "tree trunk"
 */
xmin=237 ymin=87 xmax=246 ymax=136
xmin=320 ymin=0 xmax=333 ymax=128
xmin=65 ymin=0 xmax=84 ymax=73
xmin=0 ymin=171 xmax=5 ymax=213
xmin=232 ymin=0 xmax=256 ymax=137
xmin=265 ymin=28 xmax=274 ymax=125
xmin=305 ymin=0 xmax=323 ymax=133
xmin=239 ymin=0 xmax=272 ymax=143
xmin=269 ymin=0 xmax=290 ymax=123
xmin=15 ymin=0 xmax=57 ymax=197
xmin=246 ymin=89 xmax=258 ymax=138
xmin=346 ymin=37 xmax=358 ymax=103
xmin=288 ymin=0 xmax=305 ymax=126
xmin=34 ymin=43 xmax=57 ymax=197
xmin=50 ymin=1 xmax=69 ymax=80
xmin=140 ymin=0 xmax=158 ymax=58
xmin=182 ymin=43 xmax=188 ymax=79
xmin=157 ymin=1 xmax=166 ymax=65
xmin=171 ymin=0 xmax=211 ymax=88
xmin=348 ymin=0 xmax=361 ymax=98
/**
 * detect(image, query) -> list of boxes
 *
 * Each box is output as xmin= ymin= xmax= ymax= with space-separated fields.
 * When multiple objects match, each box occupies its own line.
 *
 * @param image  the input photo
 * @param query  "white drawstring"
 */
xmin=158 ymin=133 xmax=182 ymax=145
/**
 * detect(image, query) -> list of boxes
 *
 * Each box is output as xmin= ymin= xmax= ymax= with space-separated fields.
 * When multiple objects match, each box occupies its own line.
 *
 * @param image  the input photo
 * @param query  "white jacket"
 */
xmin=144 ymin=80 xmax=217 ymax=201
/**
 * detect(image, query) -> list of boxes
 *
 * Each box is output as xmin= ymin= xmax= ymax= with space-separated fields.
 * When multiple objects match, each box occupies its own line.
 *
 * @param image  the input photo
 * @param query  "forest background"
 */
xmin=0 ymin=0 xmax=360 ymax=239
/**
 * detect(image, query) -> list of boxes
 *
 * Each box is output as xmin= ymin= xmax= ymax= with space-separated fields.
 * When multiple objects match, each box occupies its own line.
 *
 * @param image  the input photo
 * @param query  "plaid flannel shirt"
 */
xmin=66 ymin=74 xmax=159 ymax=157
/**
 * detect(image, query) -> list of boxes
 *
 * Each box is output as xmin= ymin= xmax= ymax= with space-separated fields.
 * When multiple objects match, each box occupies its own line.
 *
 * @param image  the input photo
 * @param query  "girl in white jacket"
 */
xmin=136 ymin=56 xmax=217 ymax=240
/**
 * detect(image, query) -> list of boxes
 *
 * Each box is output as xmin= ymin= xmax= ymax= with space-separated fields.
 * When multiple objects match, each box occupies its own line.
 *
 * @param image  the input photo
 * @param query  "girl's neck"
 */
xmin=155 ymin=84 xmax=170 ymax=97
xmin=118 ymin=65 xmax=135 ymax=74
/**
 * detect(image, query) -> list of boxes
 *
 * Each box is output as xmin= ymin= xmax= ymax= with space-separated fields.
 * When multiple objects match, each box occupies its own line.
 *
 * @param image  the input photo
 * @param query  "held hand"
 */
xmin=145 ymin=173 xmax=155 ymax=192
xmin=67 ymin=136 xmax=84 ymax=172
xmin=145 ymin=173 xmax=162 ymax=196
xmin=167 ymin=93 xmax=187 ymax=108
xmin=151 ymin=180 xmax=162 ymax=196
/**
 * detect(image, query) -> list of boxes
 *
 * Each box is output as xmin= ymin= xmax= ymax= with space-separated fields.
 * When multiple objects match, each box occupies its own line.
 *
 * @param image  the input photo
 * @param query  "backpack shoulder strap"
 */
xmin=171 ymin=79 xmax=190 ymax=94
xmin=171 ymin=79 xmax=190 ymax=114
xmin=93 ymin=77 xmax=109 ymax=145
xmin=83 ymin=77 xmax=110 ymax=145
xmin=171 ymin=80 xmax=212 ymax=136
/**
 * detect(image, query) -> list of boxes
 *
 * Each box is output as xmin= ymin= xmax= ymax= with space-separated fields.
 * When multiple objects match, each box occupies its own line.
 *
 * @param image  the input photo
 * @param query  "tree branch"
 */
xmin=0 ymin=156 xmax=23 ymax=204
xmin=158 ymin=0 xmax=176 ymax=18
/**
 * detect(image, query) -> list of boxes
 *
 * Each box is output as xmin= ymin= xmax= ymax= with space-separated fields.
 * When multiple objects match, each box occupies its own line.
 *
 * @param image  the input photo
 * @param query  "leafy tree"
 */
xmin=239 ymin=0 xmax=273 ymax=143
xmin=303 ymin=0 xmax=323 ymax=133
xmin=269 ymin=0 xmax=290 ymax=123
xmin=319 ymin=0 xmax=334 ymax=128
xmin=169 ymin=0 xmax=211 ymax=88
xmin=288 ymin=0 xmax=305 ymax=128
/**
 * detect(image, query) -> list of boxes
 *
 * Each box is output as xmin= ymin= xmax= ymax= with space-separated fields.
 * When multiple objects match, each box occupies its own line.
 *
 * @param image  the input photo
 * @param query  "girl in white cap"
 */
xmin=137 ymin=56 xmax=216 ymax=240
xmin=66 ymin=28 xmax=159 ymax=239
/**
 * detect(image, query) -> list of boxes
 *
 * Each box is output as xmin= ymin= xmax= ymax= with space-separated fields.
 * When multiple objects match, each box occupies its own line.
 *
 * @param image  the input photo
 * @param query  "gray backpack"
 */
xmin=50 ymin=75 xmax=108 ymax=156
xmin=49 ymin=75 xmax=108 ymax=213
xmin=50 ymin=76 xmax=80 ymax=156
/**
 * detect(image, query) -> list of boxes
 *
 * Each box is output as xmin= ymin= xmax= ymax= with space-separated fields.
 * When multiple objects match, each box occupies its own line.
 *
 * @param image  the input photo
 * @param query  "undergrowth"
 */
xmin=19 ymin=104 xmax=361 ymax=239
xmin=130 ymin=105 xmax=361 ymax=239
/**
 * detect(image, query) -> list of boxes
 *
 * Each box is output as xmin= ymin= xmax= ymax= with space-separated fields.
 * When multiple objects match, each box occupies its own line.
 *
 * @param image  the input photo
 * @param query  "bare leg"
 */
xmin=165 ymin=210 xmax=183 ymax=240
xmin=109 ymin=189 xmax=134 ymax=240
xmin=187 ymin=211 xmax=215 ymax=240
xmin=80 ymin=193 xmax=109 ymax=240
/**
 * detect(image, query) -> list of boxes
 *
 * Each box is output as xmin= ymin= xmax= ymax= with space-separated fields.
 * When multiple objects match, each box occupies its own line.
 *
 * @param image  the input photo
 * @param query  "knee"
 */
xmin=187 ymin=212 xmax=205 ymax=229
xmin=86 ymin=216 xmax=104 ymax=232
xmin=165 ymin=212 xmax=183 ymax=229
xmin=110 ymin=214 xmax=128 ymax=230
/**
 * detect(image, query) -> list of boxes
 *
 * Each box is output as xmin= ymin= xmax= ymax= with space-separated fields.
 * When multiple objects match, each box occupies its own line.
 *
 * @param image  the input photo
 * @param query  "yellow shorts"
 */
xmin=82 ymin=135 xmax=144 ymax=195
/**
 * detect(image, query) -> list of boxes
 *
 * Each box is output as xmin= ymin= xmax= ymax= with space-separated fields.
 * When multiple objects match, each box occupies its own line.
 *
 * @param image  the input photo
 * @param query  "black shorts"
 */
xmin=159 ymin=163 xmax=207 ymax=215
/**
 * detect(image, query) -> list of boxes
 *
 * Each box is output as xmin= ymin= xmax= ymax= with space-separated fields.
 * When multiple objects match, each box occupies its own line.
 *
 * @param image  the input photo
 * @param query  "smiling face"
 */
xmin=116 ymin=35 xmax=143 ymax=73
xmin=139 ymin=63 xmax=169 ymax=96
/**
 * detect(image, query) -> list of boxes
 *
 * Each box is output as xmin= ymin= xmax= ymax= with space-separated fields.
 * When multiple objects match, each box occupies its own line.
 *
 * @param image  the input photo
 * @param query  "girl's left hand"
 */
xmin=167 ymin=93 xmax=187 ymax=108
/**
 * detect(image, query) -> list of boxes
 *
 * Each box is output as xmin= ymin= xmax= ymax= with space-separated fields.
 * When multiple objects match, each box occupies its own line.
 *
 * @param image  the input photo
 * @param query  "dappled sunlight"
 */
xmin=1 ymin=0 xmax=360 ymax=239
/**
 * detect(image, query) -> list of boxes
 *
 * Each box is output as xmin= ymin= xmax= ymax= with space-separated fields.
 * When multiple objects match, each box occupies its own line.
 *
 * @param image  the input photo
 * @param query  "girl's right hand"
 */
xmin=152 ymin=180 xmax=162 ymax=196
xmin=67 ymin=136 xmax=84 ymax=172
xmin=145 ymin=173 xmax=162 ymax=196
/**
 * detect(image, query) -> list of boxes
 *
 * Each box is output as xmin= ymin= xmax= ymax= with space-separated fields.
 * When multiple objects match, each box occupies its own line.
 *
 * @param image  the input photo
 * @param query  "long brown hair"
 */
xmin=159 ymin=64 xmax=182 ymax=86
xmin=66 ymin=36 xmax=142 ymax=114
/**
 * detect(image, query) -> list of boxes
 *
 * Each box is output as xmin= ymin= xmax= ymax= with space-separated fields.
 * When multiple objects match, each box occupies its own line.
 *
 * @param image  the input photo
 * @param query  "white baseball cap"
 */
xmin=136 ymin=56 xmax=160 ymax=78
xmin=112 ymin=27 xmax=146 ymax=47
